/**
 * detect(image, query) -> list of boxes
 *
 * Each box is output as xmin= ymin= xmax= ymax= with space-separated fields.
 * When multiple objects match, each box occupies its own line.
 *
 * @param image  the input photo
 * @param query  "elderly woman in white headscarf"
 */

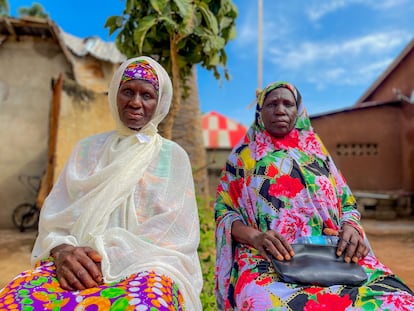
xmin=0 ymin=56 xmax=203 ymax=310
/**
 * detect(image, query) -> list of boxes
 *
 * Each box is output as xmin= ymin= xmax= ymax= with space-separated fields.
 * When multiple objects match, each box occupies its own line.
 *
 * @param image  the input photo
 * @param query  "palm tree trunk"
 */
xmin=172 ymin=66 xmax=209 ymax=203
xmin=159 ymin=35 xmax=181 ymax=139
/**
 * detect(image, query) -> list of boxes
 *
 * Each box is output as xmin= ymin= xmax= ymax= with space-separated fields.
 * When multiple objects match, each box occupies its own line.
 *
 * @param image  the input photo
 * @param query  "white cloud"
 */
xmin=324 ymin=68 xmax=347 ymax=81
xmin=306 ymin=0 xmax=411 ymax=22
xmin=263 ymin=17 xmax=292 ymax=44
xmin=233 ymin=2 xmax=297 ymax=50
xmin=352 ymin=58 xmax=394 ymax=81
xmin=233 ymin=2 xmax=257 ymax=47
xmin=307 ymin=0 xmax=349 ymax=22
xmin=362 ymin=0 xmax=410 ymax=10
xmin=267 ymin=31 xmax=410 ymax=70
xmin=303 ymin=57 xmax=394 ymax=90
xmin=264 ymin=29 xmax=410 ymax=91
xmin=236 ymin=19 xmax=257 ymax=46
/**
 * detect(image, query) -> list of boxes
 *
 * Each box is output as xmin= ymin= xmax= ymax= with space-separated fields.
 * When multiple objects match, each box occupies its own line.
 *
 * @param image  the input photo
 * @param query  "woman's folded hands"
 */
xmin=50 ymin=244 xmax=103 ymax=291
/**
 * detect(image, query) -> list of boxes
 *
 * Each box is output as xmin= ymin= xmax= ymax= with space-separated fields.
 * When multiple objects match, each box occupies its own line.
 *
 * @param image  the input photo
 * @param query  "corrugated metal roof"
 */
xmin=61 ymin=31 xmax=126 ymax=63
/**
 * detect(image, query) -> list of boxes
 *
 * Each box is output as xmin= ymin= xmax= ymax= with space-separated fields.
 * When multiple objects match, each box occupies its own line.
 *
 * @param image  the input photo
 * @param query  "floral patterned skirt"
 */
xmin=230 ymin=253 xmax=414 ymax=311
xmin=0 ymin=259 xmax=184 ymax=311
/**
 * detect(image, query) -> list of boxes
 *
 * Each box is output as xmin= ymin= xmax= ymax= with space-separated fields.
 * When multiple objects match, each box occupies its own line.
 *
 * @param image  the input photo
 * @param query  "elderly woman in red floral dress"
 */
xmin=214 ymin=81 xmax=414 ymax=310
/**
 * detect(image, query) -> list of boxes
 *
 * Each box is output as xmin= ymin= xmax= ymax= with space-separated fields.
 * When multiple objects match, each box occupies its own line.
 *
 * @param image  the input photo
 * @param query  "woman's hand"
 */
xmin=252 ymin=230 xmax=295 ymax=262
xmin=336 ymin=224 xmax=369 ymax=263
xmin=51 ymin=244 xmax=103 ymax=291
xmin=231 ymin=220 xmax=294 ymax=262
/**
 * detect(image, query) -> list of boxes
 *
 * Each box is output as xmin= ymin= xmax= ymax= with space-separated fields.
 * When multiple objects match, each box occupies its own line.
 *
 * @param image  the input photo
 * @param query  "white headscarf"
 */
xmin=108 ymin=55 xmax=172 ymax=137
xmin=32 ymin=56 xmax=203 ymax=310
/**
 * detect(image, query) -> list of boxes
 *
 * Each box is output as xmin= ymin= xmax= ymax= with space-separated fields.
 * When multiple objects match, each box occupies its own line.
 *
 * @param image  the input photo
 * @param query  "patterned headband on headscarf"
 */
xmin=254 ymin=81 xmax=310 ymax=132
xmin=120 ymin=59 xmax=159 ymax=93
xmin=258 ymin=81 xmax=302 ymax=108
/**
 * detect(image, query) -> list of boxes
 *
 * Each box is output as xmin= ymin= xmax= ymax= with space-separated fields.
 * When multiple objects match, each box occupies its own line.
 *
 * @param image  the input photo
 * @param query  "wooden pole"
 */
xmin=258 ymin=0 xmax=263 ymax=90
xmin=36 ymin=74 xmax=63 ymax=208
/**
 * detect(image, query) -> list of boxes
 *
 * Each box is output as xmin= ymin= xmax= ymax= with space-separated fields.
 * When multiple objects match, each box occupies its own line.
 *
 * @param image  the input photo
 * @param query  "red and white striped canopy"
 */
xmin=202 ymin=111 xmax=248 ymax=149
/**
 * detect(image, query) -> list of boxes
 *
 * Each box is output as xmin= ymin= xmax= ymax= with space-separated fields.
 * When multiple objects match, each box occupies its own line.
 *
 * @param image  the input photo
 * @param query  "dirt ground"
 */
xmin=368 ymin=234 xmax=414 ymax=290
xmin=1 ymin=219 xmax=414 ymax=291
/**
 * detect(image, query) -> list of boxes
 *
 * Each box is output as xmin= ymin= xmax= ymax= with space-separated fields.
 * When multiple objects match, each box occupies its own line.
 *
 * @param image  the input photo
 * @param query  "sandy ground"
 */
xmin=0 ymin=228 xmax=37 ymax=289
xmin=1 ymin=219 xmax=414 ymax=291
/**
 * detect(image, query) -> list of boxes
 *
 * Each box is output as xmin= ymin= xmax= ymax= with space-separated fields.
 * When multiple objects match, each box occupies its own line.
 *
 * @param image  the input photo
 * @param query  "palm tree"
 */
xmin=172 ymin=67 xmax=210 ymax=200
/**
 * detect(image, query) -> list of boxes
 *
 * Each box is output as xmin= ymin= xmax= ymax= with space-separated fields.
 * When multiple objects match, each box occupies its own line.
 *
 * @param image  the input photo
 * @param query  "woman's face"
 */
xmin=261 ymin=87 xmax=298 ymax=138
xmin=117 ymin=79 xmax=158 ymax=131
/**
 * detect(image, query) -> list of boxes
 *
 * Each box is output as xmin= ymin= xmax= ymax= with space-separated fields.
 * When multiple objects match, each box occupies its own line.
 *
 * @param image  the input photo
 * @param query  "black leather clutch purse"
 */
xmin=270 ymin=243 xmax=368 ymax=287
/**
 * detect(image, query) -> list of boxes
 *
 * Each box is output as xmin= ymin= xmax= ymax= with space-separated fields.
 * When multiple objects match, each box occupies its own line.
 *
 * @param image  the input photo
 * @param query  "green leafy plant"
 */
xmin=18 ymin=2 xmax=48 ymax=18
xmin=197 ymin=196 xmax=217 ymax=310
xmin=0 ymin=0 xmax=9 ymax=16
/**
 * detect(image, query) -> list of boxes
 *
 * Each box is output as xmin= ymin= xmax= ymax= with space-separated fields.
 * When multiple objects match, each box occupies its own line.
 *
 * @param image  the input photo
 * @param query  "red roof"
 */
xmin=202 ymin=111 xmax=248 ymax=149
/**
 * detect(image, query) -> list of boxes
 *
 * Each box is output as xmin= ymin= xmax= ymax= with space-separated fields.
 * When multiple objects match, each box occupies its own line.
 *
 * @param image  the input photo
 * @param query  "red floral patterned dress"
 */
xmin=214 ymin=82 xmax=414 ymax=310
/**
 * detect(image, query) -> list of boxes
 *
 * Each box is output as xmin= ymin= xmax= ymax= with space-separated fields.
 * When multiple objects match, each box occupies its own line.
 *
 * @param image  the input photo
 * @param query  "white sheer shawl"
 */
xmin=31 ymin=56 xmax=203 ymax=310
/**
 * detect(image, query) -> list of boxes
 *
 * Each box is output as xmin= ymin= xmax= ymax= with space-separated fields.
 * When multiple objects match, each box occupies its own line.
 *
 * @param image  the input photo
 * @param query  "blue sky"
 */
xmin=10 ymin=0 xmax=414 ymax=126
